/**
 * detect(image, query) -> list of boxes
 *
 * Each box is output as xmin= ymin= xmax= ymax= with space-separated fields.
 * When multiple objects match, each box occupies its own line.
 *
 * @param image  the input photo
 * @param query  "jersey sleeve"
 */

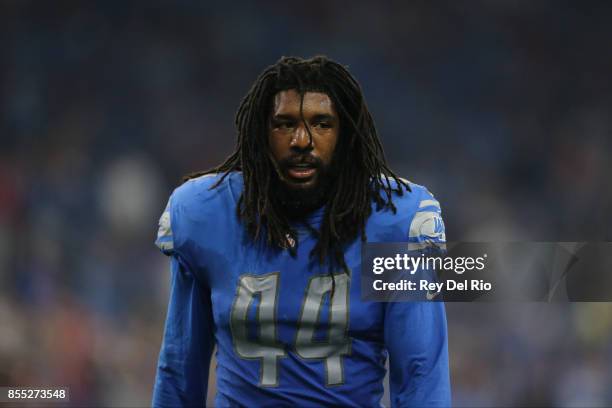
xmin=384 ymin=301 xmax=450 ymax=407
xmin=152 ymin=254 xmax=215 ymax=408
xmin=153 ymin=191 xmax=215 ymax=407
xmin=384 ymin=186 xmax=450 ymax=407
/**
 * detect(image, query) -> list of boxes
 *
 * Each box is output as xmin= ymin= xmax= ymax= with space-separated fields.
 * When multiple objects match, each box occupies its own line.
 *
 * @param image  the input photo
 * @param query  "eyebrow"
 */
xmin=270 ymin=114 xmax=297 ymax=121
xmin=310 ymin=114 xmax=336 ymax=122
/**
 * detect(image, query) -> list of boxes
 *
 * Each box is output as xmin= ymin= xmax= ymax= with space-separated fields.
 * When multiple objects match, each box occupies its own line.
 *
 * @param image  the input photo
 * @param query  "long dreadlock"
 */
xmin=184 ymin=55 xmax=409 ymax=276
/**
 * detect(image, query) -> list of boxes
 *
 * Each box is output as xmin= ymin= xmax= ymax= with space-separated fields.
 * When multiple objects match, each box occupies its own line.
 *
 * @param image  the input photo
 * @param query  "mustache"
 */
xmin=279 ymin=155 xmax=322 ymax=169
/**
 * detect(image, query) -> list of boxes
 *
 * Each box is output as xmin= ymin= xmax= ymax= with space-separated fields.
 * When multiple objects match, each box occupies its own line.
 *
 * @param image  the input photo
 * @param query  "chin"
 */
xmin=278 ymin=176 xmax=328 ymax=206
xmin=284 ymin=179 xmax=319 ymax=192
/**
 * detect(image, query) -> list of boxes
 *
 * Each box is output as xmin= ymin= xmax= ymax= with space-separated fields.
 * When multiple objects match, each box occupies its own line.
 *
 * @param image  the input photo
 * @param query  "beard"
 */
xmin=271 ymin=155 xmax=335 ymax=218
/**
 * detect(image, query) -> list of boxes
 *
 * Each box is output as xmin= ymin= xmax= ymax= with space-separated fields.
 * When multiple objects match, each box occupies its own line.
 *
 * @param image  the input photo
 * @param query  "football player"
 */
xmin=153 ymin=56 xmax=450 ymax=407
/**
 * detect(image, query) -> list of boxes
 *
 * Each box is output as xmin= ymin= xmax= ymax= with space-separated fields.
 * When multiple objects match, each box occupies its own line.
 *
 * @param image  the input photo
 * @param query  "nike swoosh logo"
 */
xmin=426 ymin=289 xmax=441 ymax=300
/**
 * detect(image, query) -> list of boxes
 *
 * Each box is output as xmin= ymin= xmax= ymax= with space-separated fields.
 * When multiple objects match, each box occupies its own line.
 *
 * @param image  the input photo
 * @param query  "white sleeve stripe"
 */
xmin=418 ymin=199 xmax=440 ymax=209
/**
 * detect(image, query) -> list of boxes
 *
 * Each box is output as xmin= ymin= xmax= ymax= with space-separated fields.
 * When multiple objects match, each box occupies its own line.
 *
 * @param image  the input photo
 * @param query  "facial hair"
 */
xmin=271 ymin=156 xmax=334 ymax=219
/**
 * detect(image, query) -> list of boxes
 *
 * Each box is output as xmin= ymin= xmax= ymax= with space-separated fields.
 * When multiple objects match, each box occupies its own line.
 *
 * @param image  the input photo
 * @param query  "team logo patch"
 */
xmin=420 ymin=213 xmax=446 ymax=242
xmin=157 ymin=211 xmax=172 ymax=239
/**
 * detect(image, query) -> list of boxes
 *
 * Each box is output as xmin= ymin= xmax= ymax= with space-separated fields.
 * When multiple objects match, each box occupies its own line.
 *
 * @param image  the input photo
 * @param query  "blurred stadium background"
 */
xmin=1 ymin=1 xmax=611 ymax=406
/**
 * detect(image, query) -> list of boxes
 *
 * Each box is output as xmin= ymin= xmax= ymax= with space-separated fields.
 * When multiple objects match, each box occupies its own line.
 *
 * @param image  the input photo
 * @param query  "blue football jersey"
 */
xmin=152 ymin=172 xmax=450 ymax=408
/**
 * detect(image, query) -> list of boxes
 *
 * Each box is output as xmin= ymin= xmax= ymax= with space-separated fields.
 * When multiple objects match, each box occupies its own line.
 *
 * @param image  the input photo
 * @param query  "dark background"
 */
xmin=1 ymin=1 xmax=611 ymax=406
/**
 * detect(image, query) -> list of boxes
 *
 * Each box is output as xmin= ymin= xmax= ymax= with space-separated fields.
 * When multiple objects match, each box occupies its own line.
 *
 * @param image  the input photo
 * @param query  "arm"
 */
xmin=384 ymin=301 xmax=450 ymax=407
xmin=385 ymin=185 xmax=450 ymax=407
xmin=152 ymin=255 xmax=215 ymax=408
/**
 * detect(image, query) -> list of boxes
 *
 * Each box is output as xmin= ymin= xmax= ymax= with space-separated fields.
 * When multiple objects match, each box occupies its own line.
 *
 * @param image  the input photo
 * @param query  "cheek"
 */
xmin=268 ymin=134 xmax=285 ymax=159
xmin=321 ymin=132 xmax=339 ymax=162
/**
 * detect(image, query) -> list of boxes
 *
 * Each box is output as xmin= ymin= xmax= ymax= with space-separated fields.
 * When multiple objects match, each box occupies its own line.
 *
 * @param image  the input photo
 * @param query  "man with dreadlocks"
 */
xmin=153 ymin=56 xmax=450 ymax=407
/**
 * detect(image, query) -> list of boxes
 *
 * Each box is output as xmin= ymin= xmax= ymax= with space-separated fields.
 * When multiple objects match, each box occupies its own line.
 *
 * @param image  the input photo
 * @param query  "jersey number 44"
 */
xmin=230 ymin=272 xmax=351 ymax=387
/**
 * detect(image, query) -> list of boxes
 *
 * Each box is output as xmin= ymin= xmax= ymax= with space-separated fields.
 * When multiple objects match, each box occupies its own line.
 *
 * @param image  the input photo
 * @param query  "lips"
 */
xmin=286 ymin=162 xmax=317 ymax=180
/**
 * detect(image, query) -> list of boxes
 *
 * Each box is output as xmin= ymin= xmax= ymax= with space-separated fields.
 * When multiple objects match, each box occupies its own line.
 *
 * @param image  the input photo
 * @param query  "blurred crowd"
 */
xmin=1 ymin=1 xmax=611 ymax=406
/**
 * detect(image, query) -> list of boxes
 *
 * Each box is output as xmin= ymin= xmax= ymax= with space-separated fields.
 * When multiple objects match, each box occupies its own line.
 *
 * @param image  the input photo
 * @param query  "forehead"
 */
xmin=272 ymin=89 xmax=336 ymax=115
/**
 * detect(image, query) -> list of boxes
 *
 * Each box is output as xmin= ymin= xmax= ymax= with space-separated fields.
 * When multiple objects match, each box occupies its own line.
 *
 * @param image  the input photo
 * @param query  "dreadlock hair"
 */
xmin=184 ymin=55 xmax=410 ymax=275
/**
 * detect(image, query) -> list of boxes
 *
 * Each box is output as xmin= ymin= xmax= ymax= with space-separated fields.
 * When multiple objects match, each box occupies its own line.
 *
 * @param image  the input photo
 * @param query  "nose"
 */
xmin=290 ymin=123 xmax=313 ymax=151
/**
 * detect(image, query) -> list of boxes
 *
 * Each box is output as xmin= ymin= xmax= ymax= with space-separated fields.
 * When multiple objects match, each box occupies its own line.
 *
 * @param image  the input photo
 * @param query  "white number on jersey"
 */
xmin=230 ymin=272 xmax=351 ymax=387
